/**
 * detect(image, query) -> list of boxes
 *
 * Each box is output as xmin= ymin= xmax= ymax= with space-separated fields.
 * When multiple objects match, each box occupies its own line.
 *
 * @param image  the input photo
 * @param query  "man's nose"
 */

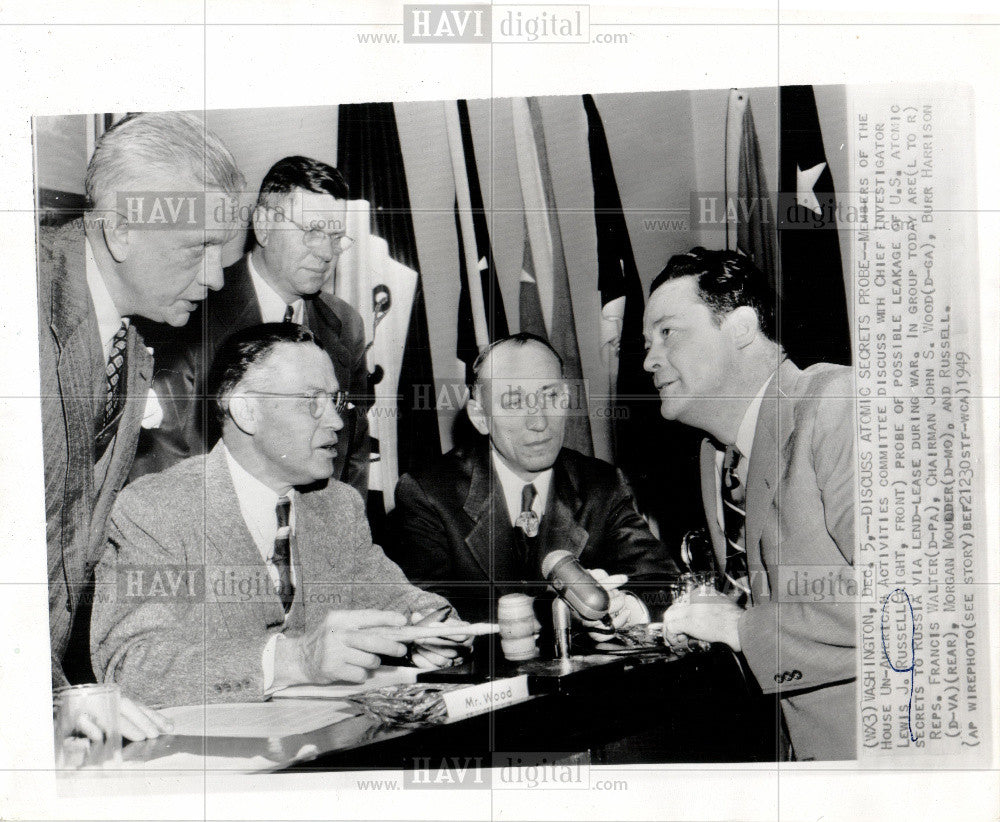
xmin=322 ymin=400 xmax=345 ymax=432
xmin=643 ymin=347 xmax=659 ymax=373
xmin=525 ymin=408 xmax=549 ymax=432
xmin=311 ymin=237 xmax=335 ymax=264
xmin=200 ymin=247 xmax=225 ymax=292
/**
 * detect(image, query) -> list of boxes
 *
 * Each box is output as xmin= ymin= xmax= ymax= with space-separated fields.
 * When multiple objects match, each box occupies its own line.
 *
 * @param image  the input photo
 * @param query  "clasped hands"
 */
xmin=275 ymin=608 xmax=472 ymax=688
xmin=662 ymin=587 xmax=744 ymax=651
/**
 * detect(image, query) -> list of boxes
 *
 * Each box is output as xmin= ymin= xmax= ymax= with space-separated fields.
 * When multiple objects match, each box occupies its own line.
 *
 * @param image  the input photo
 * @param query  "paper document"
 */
xmin=158 ymin=700 xmax=355 ymax=738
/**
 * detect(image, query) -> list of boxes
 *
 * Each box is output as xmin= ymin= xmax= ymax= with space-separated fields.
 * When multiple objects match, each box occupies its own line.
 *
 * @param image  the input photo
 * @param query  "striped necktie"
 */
xmin=513 ymin=482 xmax=539 ymax=576
xmin=721 ymin=446 xmax=751 ymax=603
xmin=101 ymin=321 xmax=129 ymax=429
xmin=273 ymin=496 xmax=294 ymax=612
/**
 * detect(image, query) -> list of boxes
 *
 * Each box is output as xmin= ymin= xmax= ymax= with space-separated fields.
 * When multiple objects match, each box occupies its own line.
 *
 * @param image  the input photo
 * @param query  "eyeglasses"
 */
xmin=280 ymin=213 xmax=354 ymax=253
xmin=246 ymin=389 xmax=351 ymax=419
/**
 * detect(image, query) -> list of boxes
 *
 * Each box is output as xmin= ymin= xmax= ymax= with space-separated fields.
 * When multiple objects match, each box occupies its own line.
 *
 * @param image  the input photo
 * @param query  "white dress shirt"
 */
xmin=490 ymin=448 xmax=553 ymax=525
xmin=85 ymin=237 xmax=127 ymax=357
xmin=222 ymin=444 xmax=298 ymax=689
xmin=247 ymin=253 xmax=304 ymax=323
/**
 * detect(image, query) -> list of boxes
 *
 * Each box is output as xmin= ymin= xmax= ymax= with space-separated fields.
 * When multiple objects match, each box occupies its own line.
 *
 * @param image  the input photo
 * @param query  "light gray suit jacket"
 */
xmin=91 ymin=443 xmax=448 ymax=707
xmin=38 ymin=222 xmax=153 ymax=686
xmin=700 ymin=358 xmax=856 ymax=761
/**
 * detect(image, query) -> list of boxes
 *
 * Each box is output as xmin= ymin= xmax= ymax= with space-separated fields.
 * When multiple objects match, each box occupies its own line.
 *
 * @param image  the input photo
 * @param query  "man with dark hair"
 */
xmin=644 ymin=247 xmax=856 ymax=761
xmin=130 ymin=155 xmax=369 ymax=500
xmin=92 ymin=324 xmax=461 ymax=707
xmin=38 ymin=111 xmax=243 ymax=738
xmin=390 ymin=332 xmax=679 ymax=630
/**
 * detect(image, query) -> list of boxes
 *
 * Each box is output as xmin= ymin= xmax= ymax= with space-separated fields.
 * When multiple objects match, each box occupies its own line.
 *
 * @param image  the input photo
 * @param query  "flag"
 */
xmin=445 ymin=100 xmax=509 ymax=385
xmin=725 ymin=89 xmax=777 ymax=287
xmin=778 ymin=85 xmax=851 ymax=366
xmin=337 ymin=102 xmax=441 ymax=512
xmin=583 ymin=93 xmax=703 ymax=551
xmin=510 ymin=96 xmax=593 ymax=456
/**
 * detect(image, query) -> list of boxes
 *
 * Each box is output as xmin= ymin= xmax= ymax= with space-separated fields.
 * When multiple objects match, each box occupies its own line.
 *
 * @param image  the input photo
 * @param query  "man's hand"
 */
xmin=275 ymin=609 xmax=409 ymax=687
xmin=407 ymin=611 xmax=471 ymax=670
xmin=579 ymin=569 xmax=645 ymax=641
xmin=70 ymin=695 xmax=173 ymax=743
xmin=663 ymin=589 xmax=744 ymax=651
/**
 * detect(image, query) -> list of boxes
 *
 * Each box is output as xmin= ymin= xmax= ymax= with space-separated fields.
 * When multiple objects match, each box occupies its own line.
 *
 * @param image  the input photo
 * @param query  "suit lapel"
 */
xmin=537 ymin=454 xmax=589 ymax=564
xmin=103 ymin=327 xmax=153 ymax=493
xmin=745 ymin=359 xmax=799 ymax=601
xmin=212 ymin=256 xmax=263 ymax=334
xmin=202 ymin=444 xmax=286 ymax=627
xmin=462 ymin=446 xmax=512 ymax=579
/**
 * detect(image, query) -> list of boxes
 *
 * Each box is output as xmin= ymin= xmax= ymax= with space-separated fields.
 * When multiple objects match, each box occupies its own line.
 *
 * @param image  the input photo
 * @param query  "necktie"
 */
xmin=513 ymin=483 xmax=539 ymax=576
xmin=273 ymin=496 xmax=295 ymax=612
xmin=282 ymin=304 xmax=294 ymax=323
xmin=101 ymin=321 xmax=129 ymax=429
xmin=721 ymin=447 xmax=751 ymax=603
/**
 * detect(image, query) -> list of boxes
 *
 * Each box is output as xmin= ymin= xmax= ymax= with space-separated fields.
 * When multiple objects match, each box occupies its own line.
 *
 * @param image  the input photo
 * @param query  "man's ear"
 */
xmin=466 ymin=390 xmax=491 ymax=436
xmin=227 ymin=395 xmax=258 ymax=435
xmin=251 ymin=205 xmax=269 ymax=247
xmin=725 ymin=306 xmax=760 ymax=350
xmin=101 ymin=214 xmax=130 ymax=264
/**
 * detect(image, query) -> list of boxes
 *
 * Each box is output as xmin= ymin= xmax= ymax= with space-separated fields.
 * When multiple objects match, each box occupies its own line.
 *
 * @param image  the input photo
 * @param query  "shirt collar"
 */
xmin=84 ymin=235 xmax=126 ymax=354
xmin=247 ymin=253 xmax=304 ymax=324
xmin=490 ymin=447 xmax=553 ymax=525
xmin=223 ymin=442 xmax=295 ymax=514
xmin=734 ymin=372 xmax=775 ymax=463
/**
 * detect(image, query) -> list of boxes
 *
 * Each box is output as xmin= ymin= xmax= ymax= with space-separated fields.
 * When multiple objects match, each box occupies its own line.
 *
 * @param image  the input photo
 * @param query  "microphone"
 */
xmin=541 ymin=550 xmax=612 ymax=625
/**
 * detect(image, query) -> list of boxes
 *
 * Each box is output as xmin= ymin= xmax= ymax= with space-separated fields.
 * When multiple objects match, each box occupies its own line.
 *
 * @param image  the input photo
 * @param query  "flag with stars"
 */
xmin=778 ymin=85 xmax=851 ymax=366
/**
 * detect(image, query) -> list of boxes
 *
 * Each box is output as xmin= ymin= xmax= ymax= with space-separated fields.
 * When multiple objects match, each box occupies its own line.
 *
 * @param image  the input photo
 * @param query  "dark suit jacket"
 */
xmin=37 ymin=222 xmax=153 ymax=687
xmin=699 ymin=358 xmax=856 ymax=761
xmin=389 ymin=442 xmax=680 ymax=623
xmin=129 ymin=254 xmax=369 ymax=496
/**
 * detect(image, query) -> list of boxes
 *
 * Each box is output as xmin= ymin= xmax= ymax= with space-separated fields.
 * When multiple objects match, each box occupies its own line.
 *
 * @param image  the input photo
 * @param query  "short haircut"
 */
xmin=470 ymin=332 xmax=564 ymax=397
xmin=85 ymin=112 xmax=244 ymax=212
xmin=207 ymin=322 xmax=318 ymax=425
xmin=649 ymin=247 xmax=777 ymax=341
xmin=256 ymin=155 xmax=350 ymax=210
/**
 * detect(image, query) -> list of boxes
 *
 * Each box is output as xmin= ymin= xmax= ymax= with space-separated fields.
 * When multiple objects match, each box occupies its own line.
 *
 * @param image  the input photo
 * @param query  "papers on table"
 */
xmin=270 ymin=665 xmax=419 ymax=700
xmin=158 ymin=699 xmax=355 ymax=738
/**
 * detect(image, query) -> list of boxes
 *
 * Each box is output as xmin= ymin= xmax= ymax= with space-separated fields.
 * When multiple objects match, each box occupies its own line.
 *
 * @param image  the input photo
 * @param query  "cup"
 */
xmin=497 ymin=593 xmax=540 ymax=661
xmin=53 ymin=683 xmax=122 ymax=769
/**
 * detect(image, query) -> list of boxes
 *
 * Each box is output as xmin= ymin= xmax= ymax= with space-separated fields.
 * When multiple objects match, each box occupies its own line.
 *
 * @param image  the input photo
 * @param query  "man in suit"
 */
xmin=38 ymin=112 xmax=243 ymax=738
xmin=92 ymin=324 xmax=462 ymax=707
xmin=130 ymin=155 xmax=369 ymax=499
xmin=391 ymin=333 xmax=679 ymax=632
xmin=643 ymin=247 xmax=856 ymax=761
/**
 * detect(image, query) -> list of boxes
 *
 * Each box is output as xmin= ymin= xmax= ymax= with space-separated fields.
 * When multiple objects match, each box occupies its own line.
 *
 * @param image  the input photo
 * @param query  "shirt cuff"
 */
xmin=262 ymin=633 xmax=282 ymax=694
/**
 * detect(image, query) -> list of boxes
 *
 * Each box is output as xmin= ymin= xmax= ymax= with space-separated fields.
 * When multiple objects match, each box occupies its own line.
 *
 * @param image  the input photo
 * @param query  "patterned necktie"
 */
xmin=101 ymin=321 xmax=129 ymax=429
xmin=282 ymin=304 xmax=294 ymax=323
xmin=721 ymin=447 xmax=751 ymax=603
xmin=273 ymin=496 xmax=295 ymax=612
xmin=513 ymin=482 xmax=539 ymax=576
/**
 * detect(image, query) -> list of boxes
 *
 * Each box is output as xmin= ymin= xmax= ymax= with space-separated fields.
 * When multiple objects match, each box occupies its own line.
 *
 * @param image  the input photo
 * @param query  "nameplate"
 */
xmin=442 ymin=675 xmax=530 ymax=721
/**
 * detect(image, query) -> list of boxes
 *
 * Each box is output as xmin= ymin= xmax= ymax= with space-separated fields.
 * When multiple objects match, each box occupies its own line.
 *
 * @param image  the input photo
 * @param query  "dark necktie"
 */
xmin=101 ymin=321 xmax=129 ymax=429
xmin=282 ymin=304 xmax=294 ymax=323
xmin=273 ymin=496 xmax=295 ymax=612
xmin=721 ymin=447 xmax=751 ymax=603
xmin=513 ymin=483 xmax=539 ymax=577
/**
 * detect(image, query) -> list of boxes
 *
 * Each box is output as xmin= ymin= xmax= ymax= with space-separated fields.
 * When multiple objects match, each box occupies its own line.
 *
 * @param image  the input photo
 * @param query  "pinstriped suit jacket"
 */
xmin=37 ymin=222 xmax=153 ymax=687
xmin=91 ymin=443 xmax=448 ymax=708
xmin=700 ymin=358 xmax=856 ymax=761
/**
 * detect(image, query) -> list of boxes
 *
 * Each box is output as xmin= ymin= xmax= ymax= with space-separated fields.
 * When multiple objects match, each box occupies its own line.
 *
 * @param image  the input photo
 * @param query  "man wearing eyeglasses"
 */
xmin=390 ymin=333 xmax=680 ymax=635
xmin=130 ymin=156 xmax=369 ymax=502
xmin=92 ymin=324 xmax=462 ymax=707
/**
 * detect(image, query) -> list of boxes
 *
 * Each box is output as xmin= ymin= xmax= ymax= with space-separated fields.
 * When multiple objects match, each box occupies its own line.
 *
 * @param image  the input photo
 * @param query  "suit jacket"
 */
xmin=699 ymin=358 xmax=856 ymax=761
xmin=37 ymin=222 xmax=153 ymax=687
xmin=129 ymin=254 xmax=369 ymax=496
xmin=390 ymin=442 xmax=680 ymax=624
xmin=91 ymin=442 xmax=448 ymax=708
